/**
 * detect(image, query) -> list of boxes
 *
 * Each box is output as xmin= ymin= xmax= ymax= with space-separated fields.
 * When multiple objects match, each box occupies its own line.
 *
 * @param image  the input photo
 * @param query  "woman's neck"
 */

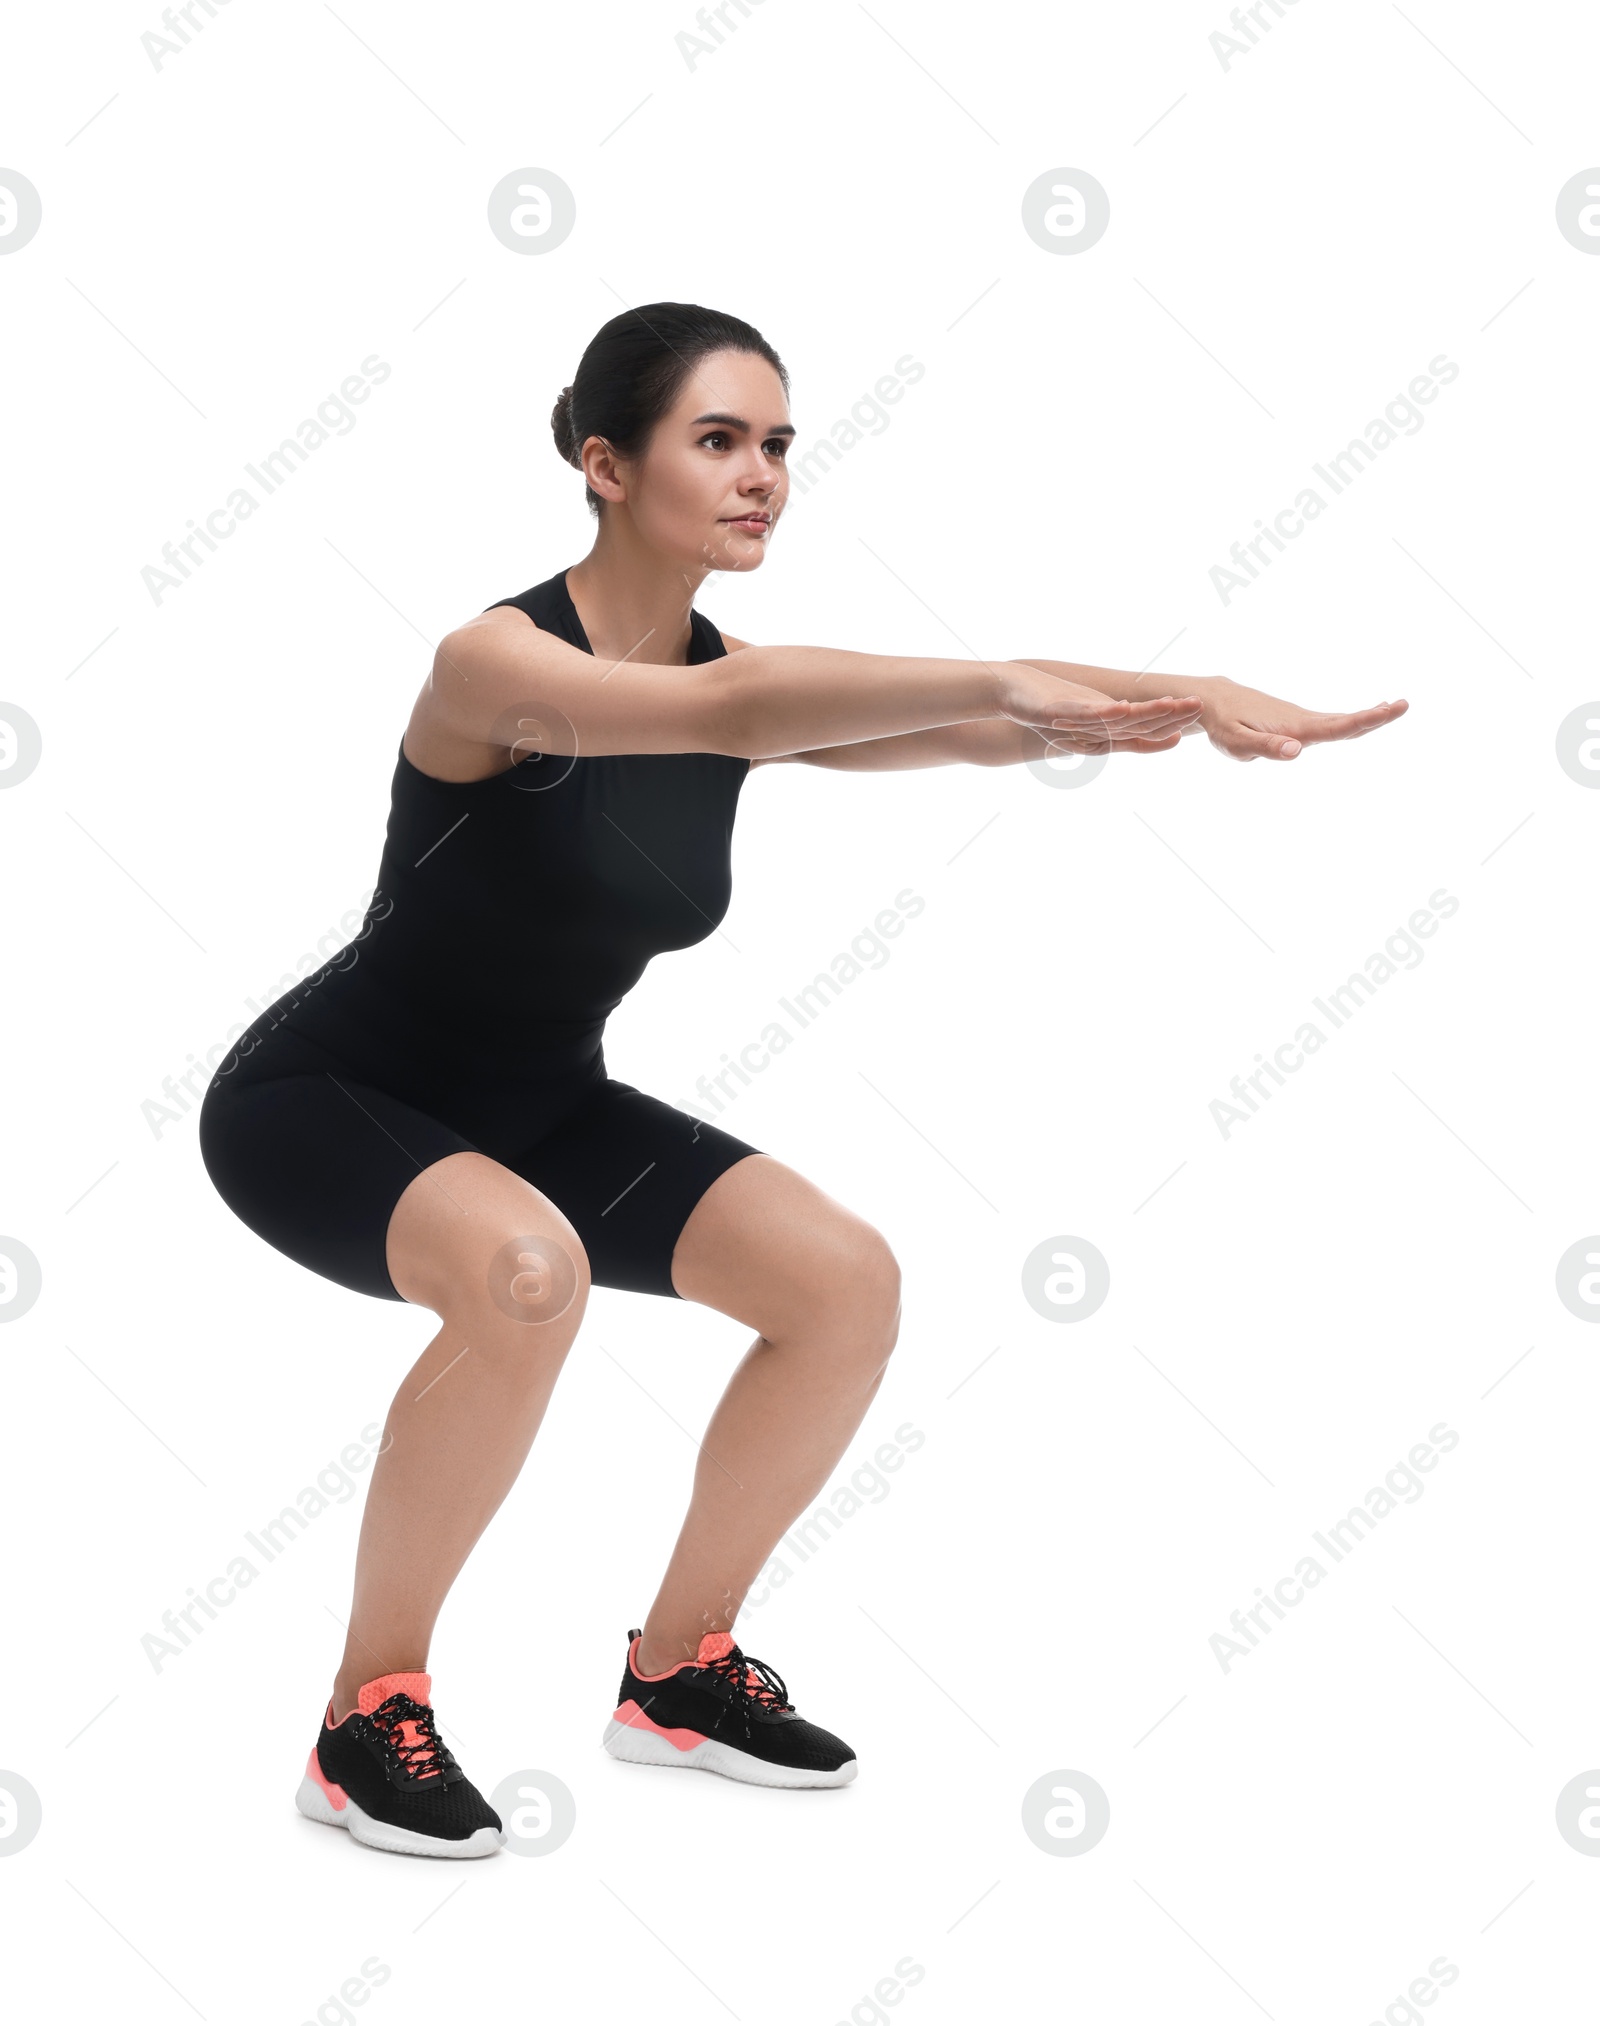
xmin=564 ymin=527 xmax=707 ymax=667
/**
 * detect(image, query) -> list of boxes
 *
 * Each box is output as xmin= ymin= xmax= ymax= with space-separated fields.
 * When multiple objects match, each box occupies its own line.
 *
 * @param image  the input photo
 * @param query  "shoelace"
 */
xmin=705 ymin=1644 xmax=794 ymax=1714
xmin=366 ymin=1692 xmax=456 ymax=1782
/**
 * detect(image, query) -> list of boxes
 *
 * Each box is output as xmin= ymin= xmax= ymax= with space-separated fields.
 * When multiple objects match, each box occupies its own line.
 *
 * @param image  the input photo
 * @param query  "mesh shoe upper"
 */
xmin=615 ymin=1630 xmax=854 ymax=1772
xmin=315 ymin=1671 xmax=501 ymax=1841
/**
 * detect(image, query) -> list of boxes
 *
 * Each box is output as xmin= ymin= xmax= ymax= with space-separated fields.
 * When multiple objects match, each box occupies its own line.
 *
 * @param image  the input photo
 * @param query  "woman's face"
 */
xmin=596 ymin=347 xmax=792 ymax=573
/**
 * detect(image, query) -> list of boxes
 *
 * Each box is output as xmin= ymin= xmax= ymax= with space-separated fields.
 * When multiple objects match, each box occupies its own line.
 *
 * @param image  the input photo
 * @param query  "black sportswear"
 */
xmin=198 ymin=568 xmax=761 ymax=1302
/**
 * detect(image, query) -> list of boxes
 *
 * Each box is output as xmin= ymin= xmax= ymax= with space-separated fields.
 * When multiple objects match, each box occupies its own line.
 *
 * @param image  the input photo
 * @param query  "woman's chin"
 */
xmin=710 ymin=535 xmax=770 ymax=571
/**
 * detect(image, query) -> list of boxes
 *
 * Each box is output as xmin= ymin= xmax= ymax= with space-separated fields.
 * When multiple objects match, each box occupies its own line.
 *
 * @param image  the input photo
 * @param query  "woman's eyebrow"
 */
xmin=692 ymin=411 xmax=797 ymax=439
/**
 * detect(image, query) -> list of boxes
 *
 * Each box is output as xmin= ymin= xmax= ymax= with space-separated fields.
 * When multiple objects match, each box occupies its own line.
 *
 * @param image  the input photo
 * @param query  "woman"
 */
xmin=198 ymin=301 xmax=1405 ymax=1860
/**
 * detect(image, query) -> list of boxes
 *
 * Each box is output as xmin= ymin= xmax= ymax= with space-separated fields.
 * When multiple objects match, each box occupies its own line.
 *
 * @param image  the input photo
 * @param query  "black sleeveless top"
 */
xmin=257 ymin=568 xmax=749 ymax=1138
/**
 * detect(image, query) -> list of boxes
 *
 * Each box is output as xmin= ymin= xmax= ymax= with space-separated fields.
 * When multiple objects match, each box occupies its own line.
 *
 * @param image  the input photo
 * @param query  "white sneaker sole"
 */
xmin=294 ymin=1770 xmax=503 ymax=1858
xmin=601 ymin=1716 xmax=857 ymax=1788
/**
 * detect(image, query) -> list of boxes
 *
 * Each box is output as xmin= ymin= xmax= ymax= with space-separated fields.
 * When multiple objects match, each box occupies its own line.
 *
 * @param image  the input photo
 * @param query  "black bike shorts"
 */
xmin=197 ymin=1022 xmax=763 ymax=1304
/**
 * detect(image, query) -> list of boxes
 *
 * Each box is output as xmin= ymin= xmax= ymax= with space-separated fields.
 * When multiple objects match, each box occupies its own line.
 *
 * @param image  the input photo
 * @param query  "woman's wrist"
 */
xmin=1132 ymin=668 xmax=1219 ymax=703
xmin=1011 ymin=658 xmax=1218 ymax=708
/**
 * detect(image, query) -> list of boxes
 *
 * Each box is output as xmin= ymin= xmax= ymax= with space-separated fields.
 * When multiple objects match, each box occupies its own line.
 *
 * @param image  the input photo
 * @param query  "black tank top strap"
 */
xmin=483 ymin=569 xmax=727 ymax=666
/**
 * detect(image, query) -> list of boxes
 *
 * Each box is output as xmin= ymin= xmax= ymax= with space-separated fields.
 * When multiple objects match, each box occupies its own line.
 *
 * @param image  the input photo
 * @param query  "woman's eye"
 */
xmin=699 ymin=432 xmax=788 ymax=456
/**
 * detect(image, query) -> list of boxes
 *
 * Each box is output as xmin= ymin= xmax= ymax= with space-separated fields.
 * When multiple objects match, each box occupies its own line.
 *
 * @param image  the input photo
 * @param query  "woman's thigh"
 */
xmin=506 ymin=1077 xmax=765 ymax=1302
xmin=198 ymin=1062 xmax=476 ymax=1304
xmin=668 ymin=1152 xmax=902 ymax=1346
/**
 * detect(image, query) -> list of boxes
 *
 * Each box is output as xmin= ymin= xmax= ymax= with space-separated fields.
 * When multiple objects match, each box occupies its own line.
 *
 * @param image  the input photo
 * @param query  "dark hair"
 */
xmin=550 ymin=302 xmax=788 ymax=517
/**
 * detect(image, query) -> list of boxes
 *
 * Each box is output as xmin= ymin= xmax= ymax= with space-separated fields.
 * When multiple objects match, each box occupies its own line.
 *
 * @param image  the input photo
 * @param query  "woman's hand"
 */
xmin=1182 ymin=675 xmax=1409 ymax=761
xmin=994 ymin=662 xmax=1205 ymax=754
xmin=1006 ymin=658 xmax=1409 ymax=762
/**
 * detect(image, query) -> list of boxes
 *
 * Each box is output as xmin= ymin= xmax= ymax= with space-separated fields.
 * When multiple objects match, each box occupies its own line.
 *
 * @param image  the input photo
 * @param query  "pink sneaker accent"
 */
xmin=611 ymin=1698 xmax=708 ymax=1752
xmin=356 ymin=1670 xmax=432 ymax=1715
xmin=629 ymin=1632 xmax=762 ymax=1689
xmin=628 ymin=1636 xmax=688 ymax=1681
xmin=327 ymin=1669 xmax=435 ymax=1726
xmin=305 ymin=1747 xmax=348 ymax=1810
xmin=694 ymin=1632 xmax=766 ymax=1691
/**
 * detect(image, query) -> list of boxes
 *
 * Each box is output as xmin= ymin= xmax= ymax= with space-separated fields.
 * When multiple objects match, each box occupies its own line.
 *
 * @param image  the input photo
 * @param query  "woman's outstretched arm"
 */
xmin=425 ymin=613 xmax=1201 ymax=764
xmin=717 ymin=635 xmax=1199 ymax=771
xmin=727 ymin=633 xmax=1406 ymax=770
xmin=747 ymin=720 xmax=1101 ymax=772
xmin=715 ymin=644 xmax=1199 ymax=760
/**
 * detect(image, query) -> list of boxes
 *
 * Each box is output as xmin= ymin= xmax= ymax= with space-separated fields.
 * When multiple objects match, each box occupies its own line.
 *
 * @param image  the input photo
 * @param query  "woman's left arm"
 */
xmin=748 ymin=719 xmax=1083 ymax=770
xmin=723 ymin=633 xmax=1405 ymax=771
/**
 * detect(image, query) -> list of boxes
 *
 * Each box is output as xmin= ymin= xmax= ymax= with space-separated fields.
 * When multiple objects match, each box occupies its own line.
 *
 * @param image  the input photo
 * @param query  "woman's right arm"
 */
xmin=427 ymin=612 xmax=1199 ymax=763
xmin=720 ymin=644 xmax=1004 ymax=758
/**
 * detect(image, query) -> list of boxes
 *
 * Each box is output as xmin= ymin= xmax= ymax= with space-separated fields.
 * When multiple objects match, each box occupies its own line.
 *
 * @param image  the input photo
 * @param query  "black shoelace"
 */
xmin=366 ymin=1693 xmax=457 ymax=1782
xmin=706 ymin=1644 xmax=794 ymax=1714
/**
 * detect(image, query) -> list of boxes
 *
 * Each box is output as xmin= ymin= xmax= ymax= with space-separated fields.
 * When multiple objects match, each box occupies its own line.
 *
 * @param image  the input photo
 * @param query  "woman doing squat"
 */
xmin=198 ymin=301 xmax=1406 ymax=1859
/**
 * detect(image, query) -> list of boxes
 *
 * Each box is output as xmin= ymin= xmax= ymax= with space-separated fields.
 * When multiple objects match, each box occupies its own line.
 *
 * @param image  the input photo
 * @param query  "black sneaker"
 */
xmin=295 ymin=1669 xmax=503 ymax=1858
xmin=602 ymin=1628 xmax=857 ymax=1788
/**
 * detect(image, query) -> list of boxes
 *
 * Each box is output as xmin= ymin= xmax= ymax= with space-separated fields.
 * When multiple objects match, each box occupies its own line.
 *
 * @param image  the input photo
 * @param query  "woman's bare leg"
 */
xmin=635 ymin=1154 xmax=902 ymax=1673
xmin=329 ymin=1152 xmax=591 ymax=1719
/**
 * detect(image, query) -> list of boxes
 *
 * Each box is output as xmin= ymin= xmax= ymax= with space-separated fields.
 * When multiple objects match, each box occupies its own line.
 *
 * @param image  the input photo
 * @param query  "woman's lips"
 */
xmin=723 ymin=517 xmax=769 ymax=533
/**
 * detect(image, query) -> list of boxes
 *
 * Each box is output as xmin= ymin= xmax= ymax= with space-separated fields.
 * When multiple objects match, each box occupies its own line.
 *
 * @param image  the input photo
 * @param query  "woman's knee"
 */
xmin=385 ymin=1150 xmax=592 ymax=1337
xmin=793 ymin=1217 xmax=902 ymax=1366
xmin=672 ymin=1155 xmax=901 ymax=1359
xmin=854 ymin=1222 xmax=901 ymax=1322
xmin=854 ymin=1225 xmax=902 ymax=1366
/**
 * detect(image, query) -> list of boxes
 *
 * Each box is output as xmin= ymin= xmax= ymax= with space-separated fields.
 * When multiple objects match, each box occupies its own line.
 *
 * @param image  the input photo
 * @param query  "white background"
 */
xmin=3 ymin=0 xmax=1598 ymax=2019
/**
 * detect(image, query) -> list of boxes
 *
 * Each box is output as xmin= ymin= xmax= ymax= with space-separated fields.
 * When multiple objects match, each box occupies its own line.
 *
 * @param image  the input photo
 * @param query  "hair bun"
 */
xmin=551 ymin=384 xmax=578 ymax=465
